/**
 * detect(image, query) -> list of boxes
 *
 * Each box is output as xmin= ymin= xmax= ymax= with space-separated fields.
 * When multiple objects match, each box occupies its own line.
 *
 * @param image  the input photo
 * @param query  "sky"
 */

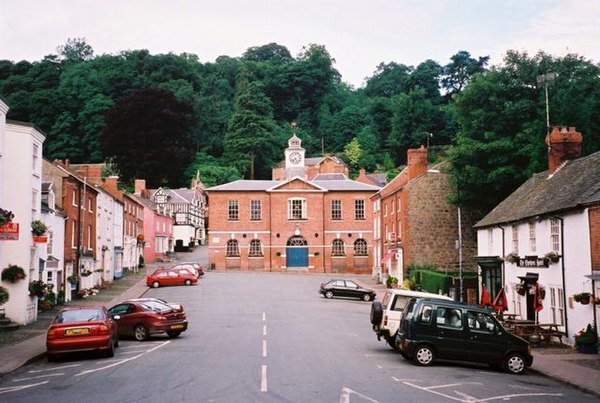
xmin=1 ymin=0 xmax=599 ymax=88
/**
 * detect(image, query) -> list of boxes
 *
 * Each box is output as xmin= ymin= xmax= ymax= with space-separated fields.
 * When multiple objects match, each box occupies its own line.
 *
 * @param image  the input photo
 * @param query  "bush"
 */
xmin=575 ymin=324 xmax=598 ymax=346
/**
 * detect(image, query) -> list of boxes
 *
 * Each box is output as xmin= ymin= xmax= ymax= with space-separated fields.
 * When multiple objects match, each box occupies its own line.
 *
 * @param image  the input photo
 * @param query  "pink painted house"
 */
xmin=133 ymin=195 xmax=174 ymax=264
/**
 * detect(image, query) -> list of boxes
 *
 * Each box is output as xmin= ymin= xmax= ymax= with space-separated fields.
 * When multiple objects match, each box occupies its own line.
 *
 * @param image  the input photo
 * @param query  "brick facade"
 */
xmin=590 ymin=205 xmax=600 ymax=271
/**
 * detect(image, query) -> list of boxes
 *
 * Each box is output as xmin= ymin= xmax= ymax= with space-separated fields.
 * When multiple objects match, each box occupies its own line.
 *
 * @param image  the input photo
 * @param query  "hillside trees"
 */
xmin=101 ymin=88 xmax=195 ymax=187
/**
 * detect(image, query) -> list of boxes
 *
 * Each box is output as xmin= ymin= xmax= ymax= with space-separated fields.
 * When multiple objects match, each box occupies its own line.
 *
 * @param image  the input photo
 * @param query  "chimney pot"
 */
xmin=546 ymin=126 xmax=582 ymax=174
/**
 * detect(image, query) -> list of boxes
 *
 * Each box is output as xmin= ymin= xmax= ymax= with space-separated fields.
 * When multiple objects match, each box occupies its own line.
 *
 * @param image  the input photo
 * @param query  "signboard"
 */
xmin=0 ymin=222 xmax=19 ymax=240
xmin=517 ymin=255 xmax=549 ymax=268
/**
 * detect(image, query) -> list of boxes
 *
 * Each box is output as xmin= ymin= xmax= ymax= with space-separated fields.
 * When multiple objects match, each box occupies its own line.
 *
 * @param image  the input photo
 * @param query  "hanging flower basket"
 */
xmin=515 ymin=283 xmax=526 ymax=296
xmin=0 ymin=207 xmax=15 ymax=226
xmin=544 ymin=251 xmax=560 ymax=263
xmin=31 ymin=220 xmax=48 ymax=236
xmin=67 ymin=275 xmax=80 ymax=285
xmin=0 ymin=286 xmax=9 ymax=305
xmin=573 ymin=292 xmax=591 ymax=305
xmin=1 ymin=264 xmax=27 ymax=283
xmin=504 ymin=252 xmax=520 ymax=264
xmin=575 ymin=324 xmax=598 ymax=354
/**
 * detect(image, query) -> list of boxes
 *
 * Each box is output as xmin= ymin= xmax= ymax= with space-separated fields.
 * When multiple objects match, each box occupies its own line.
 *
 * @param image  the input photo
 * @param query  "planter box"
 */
xmin=577 ymin=344 xmax=598 ymax=354
xmin=33 ymin=235 xmax=48 ymax=243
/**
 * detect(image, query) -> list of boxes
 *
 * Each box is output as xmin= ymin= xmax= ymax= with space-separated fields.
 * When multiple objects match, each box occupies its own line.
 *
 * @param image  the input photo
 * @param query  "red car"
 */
xmin=108 ymin=299 xmax=188 ymax=341
xmin=175 ymin=262 xmax=205 ymax=277
xmin=46 ymin=305 xmax=118 ymax=361
xmin=146 ymin=268 xmax=198 ymax=288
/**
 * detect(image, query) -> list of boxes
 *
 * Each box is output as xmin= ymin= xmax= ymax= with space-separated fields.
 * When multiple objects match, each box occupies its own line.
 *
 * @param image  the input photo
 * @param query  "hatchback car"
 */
xmin=319 ymin=279 xmax=376 ymax=301
xmin=395 ymin=298 xmax=533 ymax=374
xmin=175 ymin=262 xmax=205 ymax=277
xmin=108 ymin=299 xmax=188 ymax=341
xmin=46 ymin=305 xmax=119 ymax=361
xmin=146 ymin=268 xmax=198 ymax=288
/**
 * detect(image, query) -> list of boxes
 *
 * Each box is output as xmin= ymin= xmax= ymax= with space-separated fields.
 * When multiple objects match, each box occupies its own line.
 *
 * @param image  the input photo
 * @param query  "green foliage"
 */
xmin=575 ymin=324 xmax=598 ymax=346
xmin=0 ymin=286 xmax=9 ymax=305
xmin=2 ymin=264 xmax=26 ymax=283
xmin=184 ymin=152 xmax=241 ymax=187
xmin=101 ymin=87 xmax=195 ymax=187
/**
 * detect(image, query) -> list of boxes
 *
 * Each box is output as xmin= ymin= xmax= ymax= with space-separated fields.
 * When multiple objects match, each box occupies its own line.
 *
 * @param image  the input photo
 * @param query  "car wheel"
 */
xmin=362 ymin=293 xmax=371 ymax=302
xmin=370 ymin=300 xmax=383 ymax=325
xmin=106 ymin=340 xmax=115 ymax=358
xmin=414 ymin=345 xmax=435 ymax=366
xmin=152 ymin=281 xmax=159 ymax=288
xmin=167 ymin=331 xmax=181 ymax=338
xmin=325 ymin=290 xmax=334 ymax=299
xmin=134 ymin=324 xmax=149 ymax=341
xmin=184 ymin=279 xmax=192 ymax=286
xmin=47 ymin=353 xmax=57 ymax=362
xmin=504 ymin=353 xmax=526 ymax=375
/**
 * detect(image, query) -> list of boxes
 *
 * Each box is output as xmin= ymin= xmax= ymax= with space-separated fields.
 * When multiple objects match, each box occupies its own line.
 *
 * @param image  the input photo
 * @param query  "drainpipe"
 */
xmin=553 ymin=216 xmax=569 ymax=337
xmin=496 ymin=225 xmax=506 ymax=287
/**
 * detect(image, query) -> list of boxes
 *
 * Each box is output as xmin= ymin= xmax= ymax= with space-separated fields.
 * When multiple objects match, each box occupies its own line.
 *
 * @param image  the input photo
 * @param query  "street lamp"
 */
xmin=537 ymin=73 xmax=556 ymax=133
xmin=448 ymin=171 xmax=463 ymax=302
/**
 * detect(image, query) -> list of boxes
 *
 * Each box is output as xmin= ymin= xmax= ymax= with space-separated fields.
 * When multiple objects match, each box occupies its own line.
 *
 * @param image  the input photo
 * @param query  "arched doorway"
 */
xmin=286 ymin=236 xmax=308 ymax=268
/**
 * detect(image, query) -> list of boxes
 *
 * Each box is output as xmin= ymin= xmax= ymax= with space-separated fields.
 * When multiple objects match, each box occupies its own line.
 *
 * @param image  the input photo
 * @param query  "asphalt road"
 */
xmin=0 ymin=270 xmax=594 ymax=402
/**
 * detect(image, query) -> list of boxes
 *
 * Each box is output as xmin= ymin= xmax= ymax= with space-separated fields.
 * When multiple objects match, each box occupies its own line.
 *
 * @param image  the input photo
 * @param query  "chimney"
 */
xmin=546 ymin=126 xmax=582 ymax=174
xmin=407 ymin=145 xmax=428 ymax=180
xmin=104 ymin=176 xmax=118 ymax=192
xmin=134 ymin=179 xmax=146 ymax=195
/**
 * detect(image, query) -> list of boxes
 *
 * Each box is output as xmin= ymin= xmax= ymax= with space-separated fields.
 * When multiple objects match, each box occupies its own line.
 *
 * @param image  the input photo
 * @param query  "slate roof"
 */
xmin=313 ymin=173 xmax=347 ymax=181
xmin=206 ymin=178 xmax=380 ymax=192
xmin=475 ymin=151 xmax=600 ymax=228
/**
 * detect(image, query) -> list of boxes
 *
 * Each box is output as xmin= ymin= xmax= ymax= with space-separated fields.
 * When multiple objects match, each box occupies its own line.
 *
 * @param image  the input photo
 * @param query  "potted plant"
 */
xmin=504 ymin=252 xmax=520 ymax=264
xmin=0 ymin=286 xmax=9 ymax=305
xmin=575 ymin=324 xmax=598 ymax=354
xmin=0 ymin=207 xmax=14 ymax=225
xmin=31 ymin=220 xmax=48 ymax=236
xmin=80 ymin=269 xmax=92 ymax=277
xmin=28 ymin=280 xmax=49 ymax=298
xmin=573 ymin=292 xmax=592 ymax=305
xmin=544 ymin=251 xmax=560 ymax=263
xmin=1 ymin=264 xmax=26 ymax=283
xmin=67 ymin=275 xmax=80 ymax=285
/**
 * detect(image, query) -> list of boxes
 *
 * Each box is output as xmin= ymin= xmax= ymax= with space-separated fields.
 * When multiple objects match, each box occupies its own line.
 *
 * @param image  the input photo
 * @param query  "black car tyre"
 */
xmin=362 ymin=293 xmax=371 ymax=302
xmin=134 ymin=324 xmax=149 ymax=341
xmin=167 ymin=331 xmax=181 ymax=338
xmin=386 ymin=335 xmax=399 ymax=351
xmin=414 ymin=345 xmax=435 ymax=366
xmin=152 ymin=281 xmax=159 ymax=288
xmin=325 ymin=290 xmax=334 ymax=299
xmin=504 ymin=353 xmax=526 ymax=375
xmin=370 ymin=300 xmax=383 ymax=325
xmin=106 ymin=340 xmax=115 ymax=358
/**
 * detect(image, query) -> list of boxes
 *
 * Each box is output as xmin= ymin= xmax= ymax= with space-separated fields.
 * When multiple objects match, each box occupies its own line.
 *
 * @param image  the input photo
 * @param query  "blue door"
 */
xmin=286 ymin=236 xmax=308 ymax=267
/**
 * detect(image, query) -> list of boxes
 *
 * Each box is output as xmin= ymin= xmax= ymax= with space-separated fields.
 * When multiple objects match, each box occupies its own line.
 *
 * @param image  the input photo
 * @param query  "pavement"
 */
xmin=1 ymin=270 xmax=599 ymax=398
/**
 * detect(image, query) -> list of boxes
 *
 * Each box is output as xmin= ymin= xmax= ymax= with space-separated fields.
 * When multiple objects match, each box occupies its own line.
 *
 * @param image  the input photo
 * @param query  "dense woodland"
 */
xmin=1 ymin=38 xmax=599 ymax=219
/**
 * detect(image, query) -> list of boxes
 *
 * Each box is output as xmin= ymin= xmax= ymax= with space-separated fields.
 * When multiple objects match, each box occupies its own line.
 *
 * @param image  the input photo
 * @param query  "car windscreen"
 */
xmin=139 ymin=301 xmax=172 ymax=312
xmin=54 ymin=309 xmax=103 ymax=323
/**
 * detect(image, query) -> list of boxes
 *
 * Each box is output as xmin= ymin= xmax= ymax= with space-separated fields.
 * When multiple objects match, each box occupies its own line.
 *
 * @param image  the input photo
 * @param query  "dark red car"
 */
xmin=146 ymin=268 xmax=198 ymax=288
xmin=46 ymin=305 xmax=118 ymax=361
xmin=108 ymin=299 xmax=188 ymax=341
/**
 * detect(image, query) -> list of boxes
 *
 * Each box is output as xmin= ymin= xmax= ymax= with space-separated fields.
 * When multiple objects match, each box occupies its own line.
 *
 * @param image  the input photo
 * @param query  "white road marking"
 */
xmin=260 ymin=365 xmax=268 ymax=392
xmin=340 ymin=386 xmax=379 ymax=403
xmin=27 ymin=363 xmax=81 ymax=373
xmin=262 ymin=312 xmax=266 ymax=321
xmin=0 ymin=381 xmax=49 ymax=394
xmin=13 ymin=373 xmax=64 ymax=382
xmin=263 ymin=324 xmax=267 ymax=336
xmin=75 ymin=340 xmax=170 ymax=377
xmin=262 ymin=340 xmax=267 ymax=357
xmin=426 ymin=382 xmax=482 ymax=390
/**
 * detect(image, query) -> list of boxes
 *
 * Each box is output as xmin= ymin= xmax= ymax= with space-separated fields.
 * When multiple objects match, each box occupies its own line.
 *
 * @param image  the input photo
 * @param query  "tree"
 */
xmin=183 ymin=152 xmax=241 ymax=187
xmin=57 ymin=38 xmax=94 ymax=62
xmin=242 ymin=43 xmax=293 ymax=64
xmin=364 ymin=62 xmax=412 ymax=98
xmin=101 ymin=88 xmax=195 ymax=187
xmin=223 ymin=73 xmax=280 ymax=179
xmin=442 ymin=51 xmax=489 ymax=97
xmin=343 ymin=138 xmax=362 ymax=171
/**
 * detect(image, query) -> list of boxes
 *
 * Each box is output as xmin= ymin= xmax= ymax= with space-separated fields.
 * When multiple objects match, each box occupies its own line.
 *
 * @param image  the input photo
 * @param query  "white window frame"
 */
xmin=226 ymin=239 xmax=240 ymax=257
xmin=529 ymin=221 xmax=536 ymax=252
xmin=512 ymin=225 xmax=519 ymax=254
xmin=354 ymin=239 xmax=368 ymax=256
xmin=354 ymin=199 xmax=365 ymax=220
xmin=288 ymin=198 xmax=307 ymax=220
xmin=248 ymin=239 xmax=263 ymax=257
xmin=332 ymin=239 xmax=345 ymax=256
xmin=550 ymin=218 xmax=560 ymax=252
xmin=550 ymin=287 xmax=565 ymax=326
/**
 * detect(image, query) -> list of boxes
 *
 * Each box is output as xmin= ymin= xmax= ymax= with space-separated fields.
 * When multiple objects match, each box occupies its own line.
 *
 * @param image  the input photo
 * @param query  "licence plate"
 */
xmin=171 ymin=324 xmax=185 ymax=329
xmin=65 ymin=328 xmax=90 ymax=336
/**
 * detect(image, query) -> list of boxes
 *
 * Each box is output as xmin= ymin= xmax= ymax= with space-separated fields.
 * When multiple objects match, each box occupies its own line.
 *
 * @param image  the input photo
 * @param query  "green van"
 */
xmin=395 ymin=298 xmax=533 ymax=374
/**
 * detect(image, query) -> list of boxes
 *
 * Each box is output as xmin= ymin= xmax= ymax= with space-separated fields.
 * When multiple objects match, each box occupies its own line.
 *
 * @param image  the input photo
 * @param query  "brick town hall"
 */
xmin=205 ymin=133 xmax=380 ymax=272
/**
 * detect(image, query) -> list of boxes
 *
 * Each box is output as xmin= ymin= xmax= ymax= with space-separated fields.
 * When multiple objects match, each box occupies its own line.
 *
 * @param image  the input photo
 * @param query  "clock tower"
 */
xmin=284 ymin=131 xmax=306 ymax=179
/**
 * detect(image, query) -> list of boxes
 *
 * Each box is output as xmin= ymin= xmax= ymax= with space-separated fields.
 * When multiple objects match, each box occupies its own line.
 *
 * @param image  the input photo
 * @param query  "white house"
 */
xmin=40 ymin=181 xmax=66 ymax=302
xmin=0 ymin=110 xmax=46 ymax=324
xmin=474 ymin=127 xmax=600 ymax=345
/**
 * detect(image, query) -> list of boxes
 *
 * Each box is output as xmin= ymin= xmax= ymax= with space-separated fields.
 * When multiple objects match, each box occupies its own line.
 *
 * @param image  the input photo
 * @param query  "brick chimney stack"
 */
xmin=407 ymin=145 xmax=428 ymax=180
xmin=134 ymin=179 xmax=146 ymax=195
xmin=546 ymin=126 xmax=582 ymax=174
xmin=104 ymin=176 xmax=118 ymax=192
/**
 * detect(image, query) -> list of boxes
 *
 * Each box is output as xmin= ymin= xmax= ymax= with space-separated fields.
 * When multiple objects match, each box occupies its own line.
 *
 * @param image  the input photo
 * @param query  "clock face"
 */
xmin=289 ymin=151 xmax=302 ymax=165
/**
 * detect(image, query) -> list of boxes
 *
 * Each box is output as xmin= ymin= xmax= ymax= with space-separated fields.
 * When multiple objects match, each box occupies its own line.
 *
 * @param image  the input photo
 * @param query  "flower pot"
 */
xmin=577 ymin=344 xmax=598 ymax=354
xmin=580 ymin=297 xmax=591 ymax=305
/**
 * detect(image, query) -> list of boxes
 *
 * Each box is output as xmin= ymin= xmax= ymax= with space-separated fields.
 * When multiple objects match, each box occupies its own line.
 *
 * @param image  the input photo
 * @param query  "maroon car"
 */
xmin=108 ymin=299 xmax=188 ymax=341
xmin=46 ymin=305 xmax=118 ymax=361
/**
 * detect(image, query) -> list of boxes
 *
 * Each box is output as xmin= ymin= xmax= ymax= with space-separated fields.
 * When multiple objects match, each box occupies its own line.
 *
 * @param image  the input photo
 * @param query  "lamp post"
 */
xmin=536 ymin=73 xmax=556 ymax=133
xmin=449 ymin=172 xmax=463 ymax=302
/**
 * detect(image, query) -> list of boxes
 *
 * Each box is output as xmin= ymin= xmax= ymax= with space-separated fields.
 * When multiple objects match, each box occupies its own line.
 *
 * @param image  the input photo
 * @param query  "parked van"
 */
xmin=370 ymin=289 xmax=452 ymax=350
xmin=395 ymin=298 xmax=533 ymax=374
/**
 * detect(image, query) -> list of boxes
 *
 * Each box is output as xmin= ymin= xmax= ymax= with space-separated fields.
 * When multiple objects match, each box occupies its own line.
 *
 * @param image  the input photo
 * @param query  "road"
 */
xmin=0 ymin=266 xmax=593 ymax=402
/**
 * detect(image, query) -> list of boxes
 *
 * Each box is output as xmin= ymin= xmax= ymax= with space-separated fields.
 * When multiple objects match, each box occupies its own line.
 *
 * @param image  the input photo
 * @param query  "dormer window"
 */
xmin=155 ymin=194 xmax=166 ymax=204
